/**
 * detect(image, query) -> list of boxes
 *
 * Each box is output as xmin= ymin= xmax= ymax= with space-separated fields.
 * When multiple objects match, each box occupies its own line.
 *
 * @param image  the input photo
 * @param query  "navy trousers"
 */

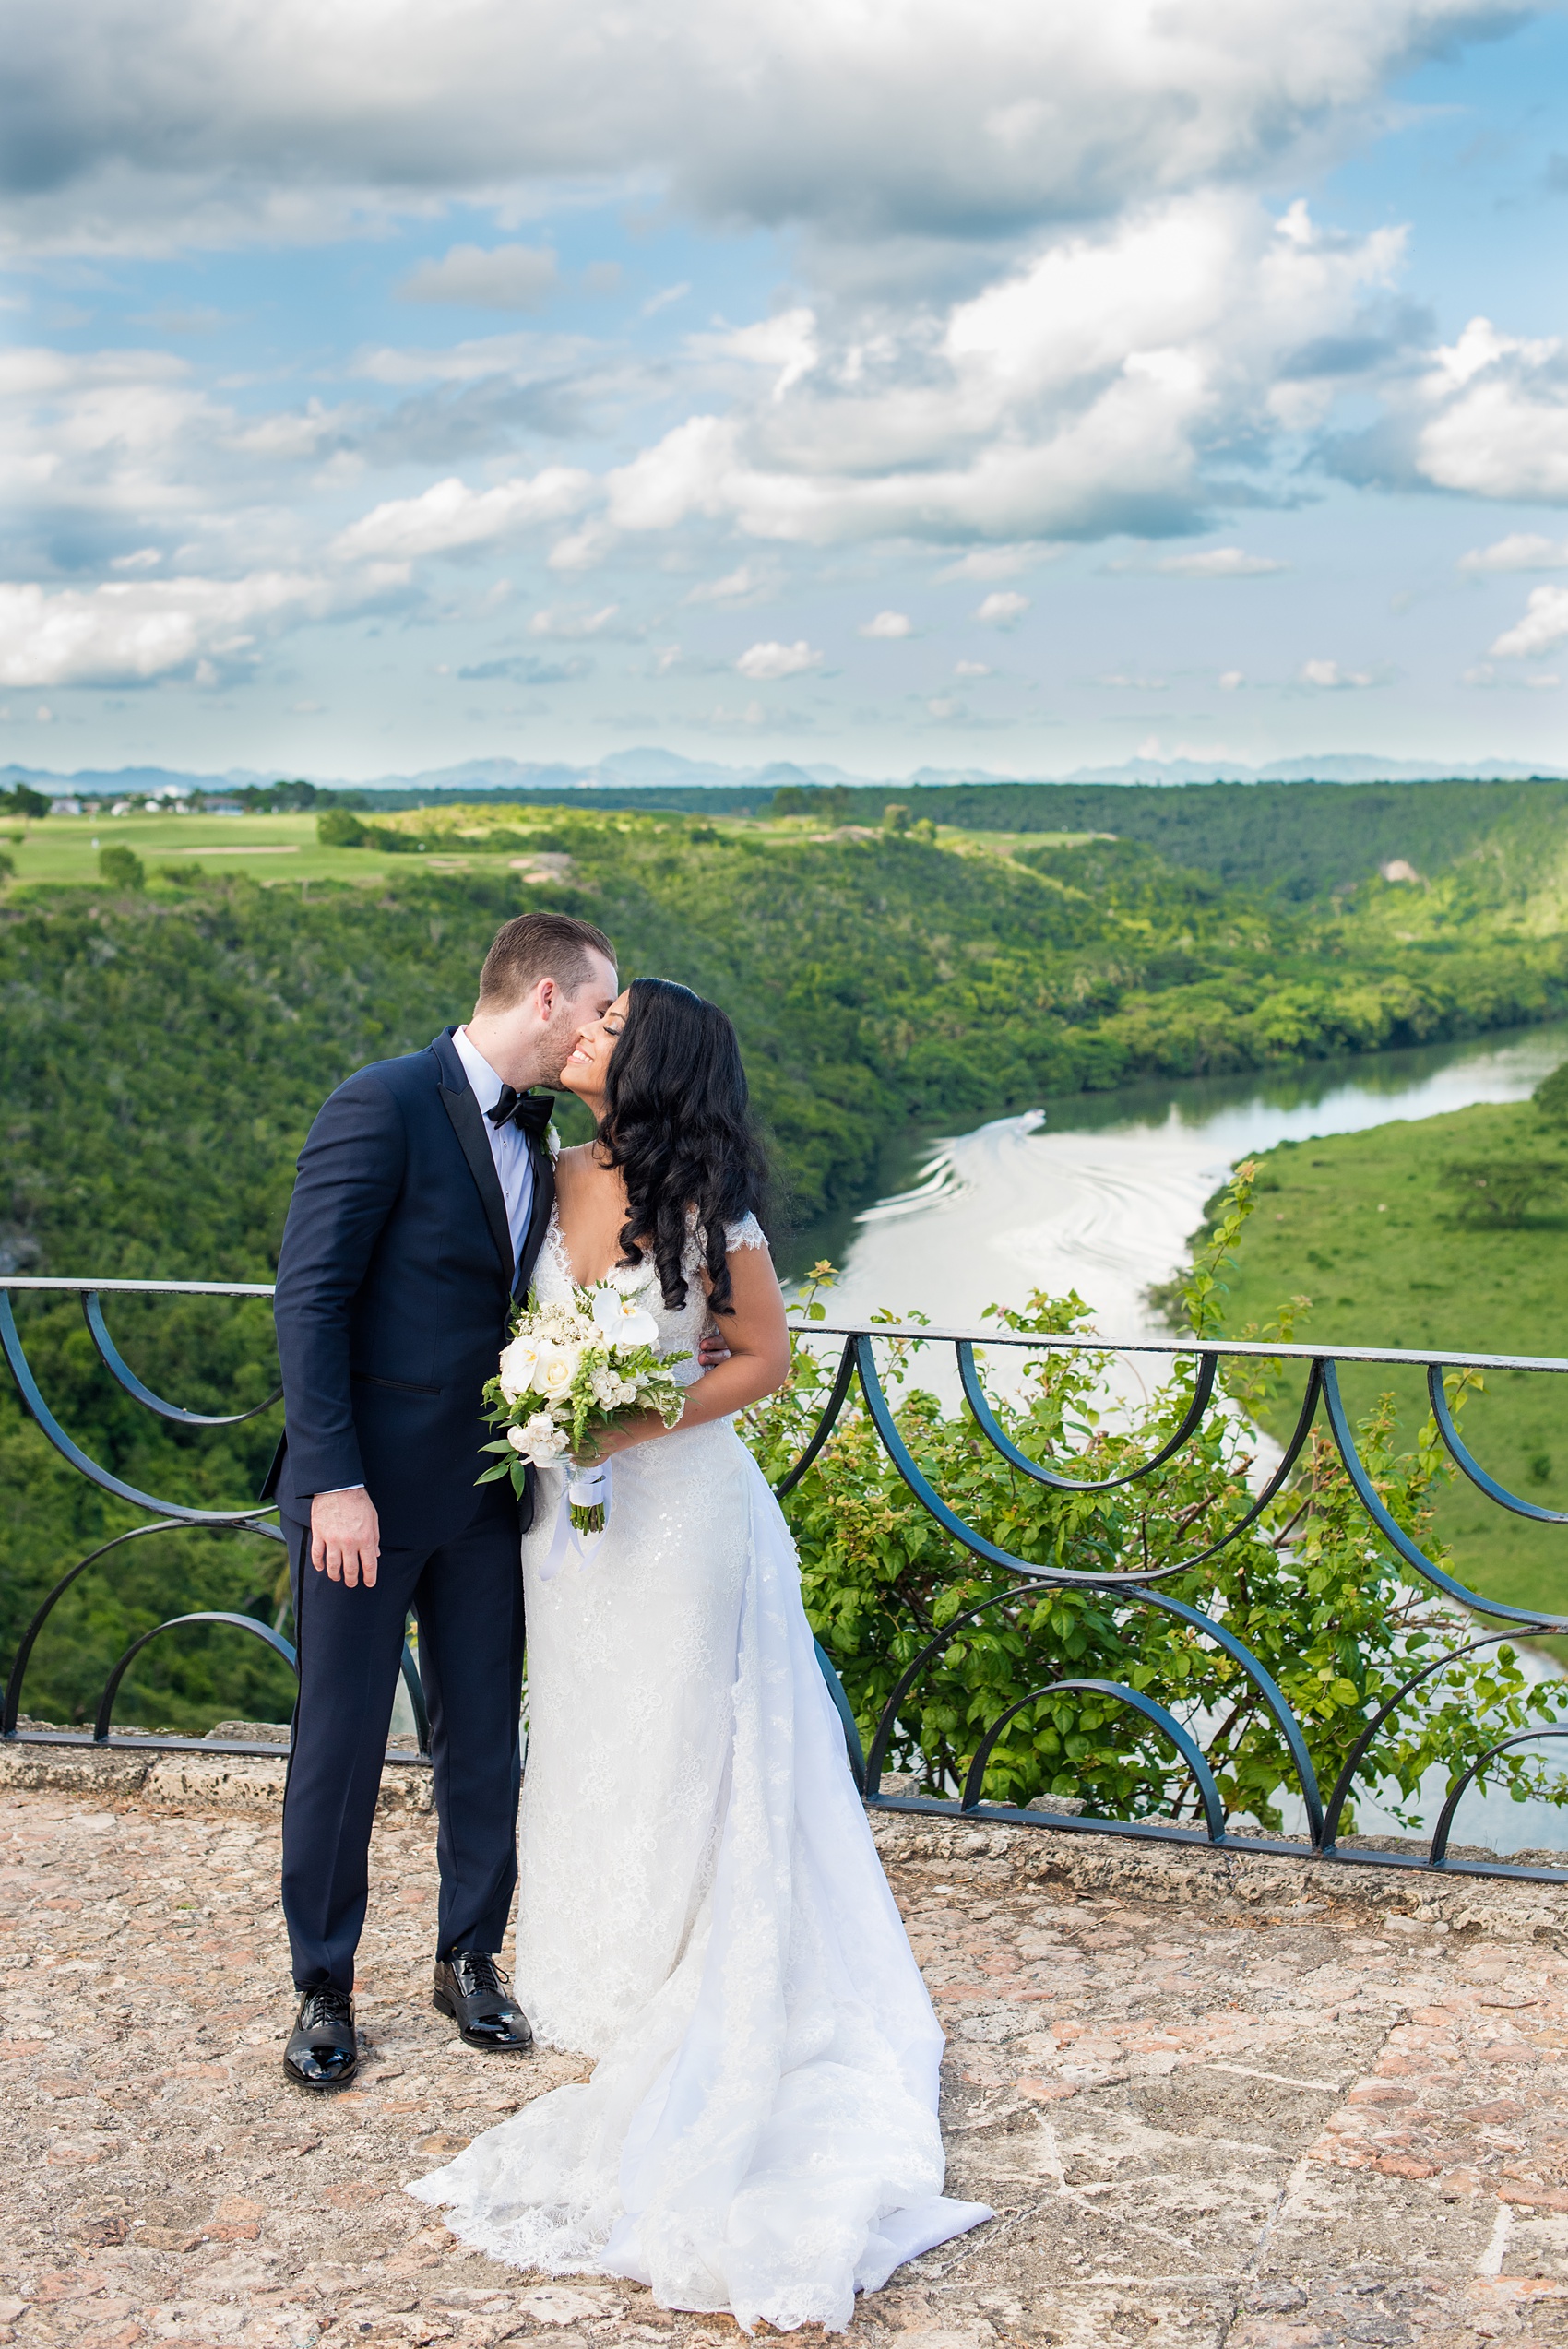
xmin=279 ymin=1480 xmax=526 ymax=1991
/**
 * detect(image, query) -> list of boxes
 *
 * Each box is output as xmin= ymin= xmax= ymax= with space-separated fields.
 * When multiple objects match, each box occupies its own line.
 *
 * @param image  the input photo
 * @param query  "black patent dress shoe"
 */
xmin=433 ymin=1953 xmax=534 ymax=2051
xmin=283 ymin=1984 xmax=359 ymax=2090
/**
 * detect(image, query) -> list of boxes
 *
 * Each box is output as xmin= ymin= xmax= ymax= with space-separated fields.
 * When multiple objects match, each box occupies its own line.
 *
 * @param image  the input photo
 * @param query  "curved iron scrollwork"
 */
xmin=0 ymin=1290 xmax=281 ymax=1526
xmin=0 ymin=1278 xmax=428 ymax=1765
xmin=776 ymin=1318 xmax=1568 ymax=1883
xmin=961 ymin=1678 xmax=1228 ymax=1845
xmin=81 ymin=1291 xmax=282 ymax=1428
xmin=6 ymin=1276 xmax=1568 ymax=1872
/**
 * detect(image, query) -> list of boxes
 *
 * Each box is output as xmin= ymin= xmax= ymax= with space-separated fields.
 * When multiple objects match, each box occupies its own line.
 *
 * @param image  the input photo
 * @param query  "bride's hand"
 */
xmin=571 ymin=1406 xmax=678 ymax=1465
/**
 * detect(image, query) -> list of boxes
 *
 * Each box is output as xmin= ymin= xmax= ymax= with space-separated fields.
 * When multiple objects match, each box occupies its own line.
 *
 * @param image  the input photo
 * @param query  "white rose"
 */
xmin=497 ymin=1335 xmax=541 ymax=1400
xmin=522 ymin=1410 xmax=559 ymax=1442
xmin=535 ymin=1344 xmax=578 ymax=1397
xmin=506 ymin=1425 xmax=533 ymax=1454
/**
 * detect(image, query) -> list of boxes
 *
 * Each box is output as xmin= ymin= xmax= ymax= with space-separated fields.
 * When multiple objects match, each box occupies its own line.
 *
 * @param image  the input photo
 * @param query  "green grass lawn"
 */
xmin=0 ymin=808 xmax=1108 ymax=894
xmin=1215 ymin=1097 xmax=1568 ymax=1628
xmin=0 ymin=810 xmax=399 ymax=887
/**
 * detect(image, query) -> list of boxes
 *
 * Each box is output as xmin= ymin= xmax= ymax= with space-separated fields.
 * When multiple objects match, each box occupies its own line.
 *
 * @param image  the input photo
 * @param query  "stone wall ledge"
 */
xmin=868 ymin=1809 xmax=1568 ymax=1937
xmin=5 ymin=1733 xmax=1562 ymax=1927
xmin=0 ymin=1734 xmax=434 ymax=1812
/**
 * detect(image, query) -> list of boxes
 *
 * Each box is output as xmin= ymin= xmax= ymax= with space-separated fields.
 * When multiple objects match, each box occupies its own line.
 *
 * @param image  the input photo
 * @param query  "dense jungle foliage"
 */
xmin=336 ymin=773 xmax=1568 ymax=899
xmin=6 ymin=779 xmax=1568 ymax=1736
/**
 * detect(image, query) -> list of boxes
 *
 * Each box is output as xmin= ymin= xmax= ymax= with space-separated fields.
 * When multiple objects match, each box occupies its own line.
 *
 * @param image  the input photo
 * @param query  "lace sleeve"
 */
xmin=724 ymin=1213 xmax=768 ymax=1252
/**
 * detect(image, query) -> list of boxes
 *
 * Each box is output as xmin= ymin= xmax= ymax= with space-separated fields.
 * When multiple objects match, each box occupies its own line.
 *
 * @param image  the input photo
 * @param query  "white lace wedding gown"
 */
xmin=409 ymin=1211 xmax=990 ymax=2333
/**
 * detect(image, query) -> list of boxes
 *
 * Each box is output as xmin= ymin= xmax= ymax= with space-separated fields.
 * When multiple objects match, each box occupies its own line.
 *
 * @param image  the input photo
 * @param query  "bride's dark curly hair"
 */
xmin=598 ymin=977 xmax=769 ymax=1316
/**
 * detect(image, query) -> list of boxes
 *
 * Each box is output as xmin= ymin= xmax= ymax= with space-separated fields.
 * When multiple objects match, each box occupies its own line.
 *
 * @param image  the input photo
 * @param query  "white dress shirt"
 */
xmin=453 ymin=1025 xmax=538 ymax=1275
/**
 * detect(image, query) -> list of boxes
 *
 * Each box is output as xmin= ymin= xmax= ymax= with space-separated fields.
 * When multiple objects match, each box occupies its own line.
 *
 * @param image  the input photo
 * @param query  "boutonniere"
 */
xmin=547 ymin=1123 xmax=562 ymax=1161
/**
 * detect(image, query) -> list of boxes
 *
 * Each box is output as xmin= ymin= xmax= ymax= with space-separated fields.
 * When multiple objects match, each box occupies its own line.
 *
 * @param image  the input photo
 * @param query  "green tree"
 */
xmin=316 ymin=808 xmax=368 ymax=848
xmin=97 ymin=845 xmax=145 ymax=893
xmin=1535 ymin=1059 xmax=1568 ymax=1127
xmin=0 ymin=785 xmax=50 ymax=819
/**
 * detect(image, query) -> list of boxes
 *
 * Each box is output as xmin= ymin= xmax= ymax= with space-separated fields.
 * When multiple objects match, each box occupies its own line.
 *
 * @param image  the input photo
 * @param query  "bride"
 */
xmin=409 ymin=978 xmax=990 ymax=2333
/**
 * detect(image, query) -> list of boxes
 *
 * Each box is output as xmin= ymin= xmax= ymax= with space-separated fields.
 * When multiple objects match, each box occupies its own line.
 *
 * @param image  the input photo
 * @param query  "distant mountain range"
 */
xmin=6 ymin=747 xmax=1567 ymax=799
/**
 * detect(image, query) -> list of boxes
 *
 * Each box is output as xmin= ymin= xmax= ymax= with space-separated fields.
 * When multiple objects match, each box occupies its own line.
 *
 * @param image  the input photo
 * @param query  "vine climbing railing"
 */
xmin=3 ymin=1277 xmax=1567 ymax=1880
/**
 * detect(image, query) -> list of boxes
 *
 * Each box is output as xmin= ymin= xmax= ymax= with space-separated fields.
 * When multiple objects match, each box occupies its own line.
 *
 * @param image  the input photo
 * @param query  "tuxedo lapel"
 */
xmin=432 ymin=1028 xmax=512 ymax=1294
xmin=515 ymin=1130 xmax=556 ymax=1305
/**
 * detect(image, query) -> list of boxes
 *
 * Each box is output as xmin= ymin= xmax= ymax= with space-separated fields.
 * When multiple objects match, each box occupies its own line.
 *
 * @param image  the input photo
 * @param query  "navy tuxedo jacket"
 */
xmin=265 ymin=1026 xmax=552 ymax=1548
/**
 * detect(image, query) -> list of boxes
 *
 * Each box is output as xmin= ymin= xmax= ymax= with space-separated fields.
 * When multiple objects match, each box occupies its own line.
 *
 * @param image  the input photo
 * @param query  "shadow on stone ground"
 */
xmin=3 ymin=1757 xmax=1568 ymax=2346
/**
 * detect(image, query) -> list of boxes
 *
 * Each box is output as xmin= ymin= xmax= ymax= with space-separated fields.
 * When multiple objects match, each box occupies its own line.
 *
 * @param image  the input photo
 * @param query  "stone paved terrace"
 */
xmin=4 ymin=1746 xmax=1568 ymax=2349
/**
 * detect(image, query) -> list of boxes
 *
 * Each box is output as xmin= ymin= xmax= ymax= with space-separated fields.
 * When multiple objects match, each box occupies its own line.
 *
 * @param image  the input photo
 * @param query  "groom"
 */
xmin=267 ymin=909 xmax=619 ymax=2090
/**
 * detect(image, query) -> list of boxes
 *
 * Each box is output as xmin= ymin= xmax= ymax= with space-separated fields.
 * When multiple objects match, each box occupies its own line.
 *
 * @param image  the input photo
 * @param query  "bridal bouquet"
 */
xmin=478 ymin=1285 xmax=689 ymax=1534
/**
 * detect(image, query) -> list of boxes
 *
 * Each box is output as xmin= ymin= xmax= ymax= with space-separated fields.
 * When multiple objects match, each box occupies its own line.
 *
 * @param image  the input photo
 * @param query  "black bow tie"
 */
xmin=486 ymin=1086 xmax=555 ymax=1141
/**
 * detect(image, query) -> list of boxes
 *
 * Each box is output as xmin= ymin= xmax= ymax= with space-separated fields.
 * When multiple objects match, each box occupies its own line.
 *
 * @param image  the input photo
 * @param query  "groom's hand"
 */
xmin=696 ymin=1328 xmax=731 ymax=1370
xmin=311 ymin=1487 xmax=381 ymax=1589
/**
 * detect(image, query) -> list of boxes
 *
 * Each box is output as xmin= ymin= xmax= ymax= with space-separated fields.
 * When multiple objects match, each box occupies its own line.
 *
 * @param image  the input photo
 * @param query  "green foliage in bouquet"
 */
xmin=742 ymin=1169 xmax=1568 ymax=1836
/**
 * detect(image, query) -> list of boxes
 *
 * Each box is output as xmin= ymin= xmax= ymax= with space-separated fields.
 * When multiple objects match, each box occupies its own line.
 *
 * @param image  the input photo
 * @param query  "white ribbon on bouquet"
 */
xmin=537 ymin=1460 xmax=612 ymax=1582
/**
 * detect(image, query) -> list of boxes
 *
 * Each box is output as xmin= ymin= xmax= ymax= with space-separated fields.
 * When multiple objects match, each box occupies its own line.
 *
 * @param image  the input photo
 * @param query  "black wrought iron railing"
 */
xmin=0 ymin=1277 xmax=428 ymax=1771
xmin=3 ymin=1277 xmax=1566 ymax=1881
xmin=792 ymin=1321 xmax=1568 ymax=1886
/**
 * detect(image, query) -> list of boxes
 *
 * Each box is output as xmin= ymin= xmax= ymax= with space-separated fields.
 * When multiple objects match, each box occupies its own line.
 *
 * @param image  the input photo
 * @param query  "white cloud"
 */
xmin=1400 ymin=320 xmax=1568 ymax=504
xmin=7 ymin=0 xmax=1564 ymax=767
xmin=936 ymin=545 xmax=1056 ymax=581
xmin=1154 ymin=546 xmax=1286 ymax=577
xmin=545 ymin=520 xmax=618 ymax=573
xmin=685 ymin=563 xmax=770 ymax=605
xmin=527 ymin=602 xmax=622 ymax=638
xmin=1491 ymin=587 xmax=1568 ymax=660
xmin=1218 ymin=669 xmax=1244 ymax=689
xmin=0 ymin=568 xmax=393 ymax=687
xmin=398 ymin=243 xmax=559 ymax=311
xmin=1463 ymin=658 xmax=1563 ymax=689
xmin=1098 ymin=671 xmax=1168 ymax=690
xmin=1459 ymin=533 xmax=1568 ymax=574
xmin=347 ymin=331 xmax=586 ymax=386
xmin=735 ymin=638 xmax=822 ymax=680
xmin=596 ymin=195 xmax=1405 ymax=551
xmin=954 ymin=658 xmax=992 ymax=677
xmin=330 ymin=468 xmax=593 ymax=560
xmin=5 ymin=0 xmax=1510 ymax=257
xmin=695 ymin=309 xmax=819 ymax=401
xmin=860 ymin=610 xmax=912 ymax=638
xmin=1297 ymin=658 xmax=1378 ymax=688
xmin=976 ymin=590 xmax=1029 ymax=627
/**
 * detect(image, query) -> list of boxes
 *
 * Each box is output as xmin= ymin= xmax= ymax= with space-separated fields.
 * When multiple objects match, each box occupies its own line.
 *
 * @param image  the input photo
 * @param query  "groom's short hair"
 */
xmin=478 ymin=910 xmax=615 ymax=1009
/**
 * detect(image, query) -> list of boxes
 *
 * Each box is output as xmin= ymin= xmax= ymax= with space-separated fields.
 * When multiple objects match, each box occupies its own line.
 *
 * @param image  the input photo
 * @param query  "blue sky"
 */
xmin=3 ymin=0 xmax=1567 ymax=781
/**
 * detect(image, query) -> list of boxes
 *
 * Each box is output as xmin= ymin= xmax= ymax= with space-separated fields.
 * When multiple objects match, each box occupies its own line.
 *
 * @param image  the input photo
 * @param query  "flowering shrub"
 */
xmin=742 ymin=1166 xmax=1568 ymax=1836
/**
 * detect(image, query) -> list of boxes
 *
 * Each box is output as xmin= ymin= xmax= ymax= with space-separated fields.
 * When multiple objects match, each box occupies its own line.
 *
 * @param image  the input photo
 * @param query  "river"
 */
xmin=814 ymin=1019 xmax=1568 ymax=1857
xmin=817 ymin=1020 xmax=1568 ymax=1340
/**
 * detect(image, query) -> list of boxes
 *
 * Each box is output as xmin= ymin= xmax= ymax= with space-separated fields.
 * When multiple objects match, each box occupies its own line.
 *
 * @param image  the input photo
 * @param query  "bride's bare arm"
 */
xmin=576 ymin=1243 xmax=791 ymax=1457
